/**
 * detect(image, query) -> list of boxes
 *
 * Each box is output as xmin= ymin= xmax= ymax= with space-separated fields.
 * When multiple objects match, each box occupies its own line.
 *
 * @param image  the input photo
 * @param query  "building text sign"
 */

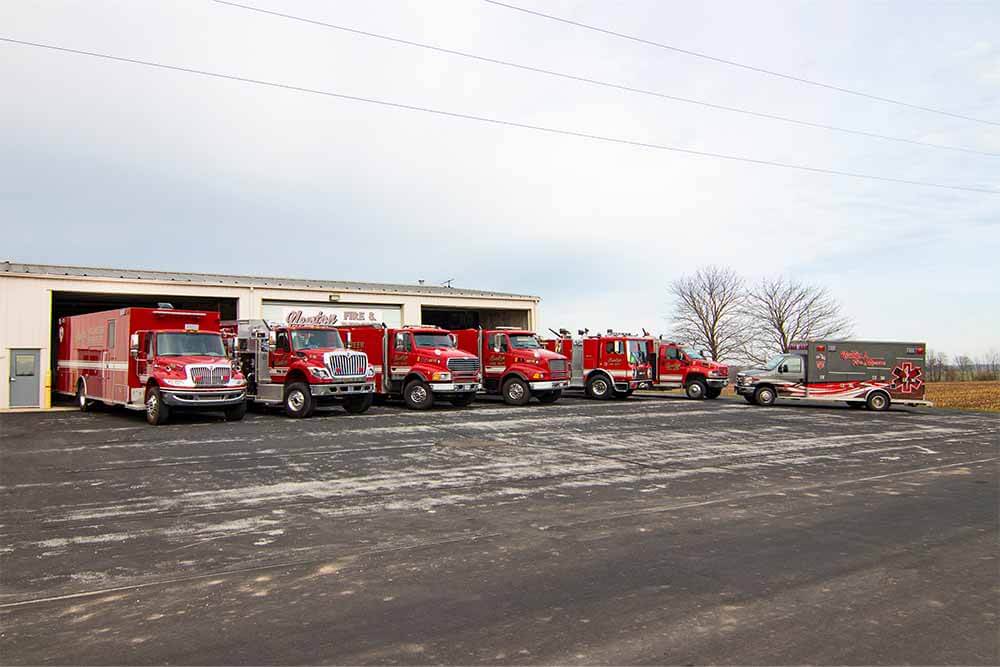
xmin=262 ymin=302 xmax=401 ymax=328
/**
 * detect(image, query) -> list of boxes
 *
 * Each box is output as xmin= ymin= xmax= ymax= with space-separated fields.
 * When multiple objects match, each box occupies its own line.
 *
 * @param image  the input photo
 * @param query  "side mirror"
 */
xmin=779 ymin=364 xmax=788 ymax=373
xmin=129 ymin=333 xmax=140 ymax=358
xmin=343 ymin=330 xmax=351 ymax=345
xmin=449 ymin=333 xmax=457 ymax=346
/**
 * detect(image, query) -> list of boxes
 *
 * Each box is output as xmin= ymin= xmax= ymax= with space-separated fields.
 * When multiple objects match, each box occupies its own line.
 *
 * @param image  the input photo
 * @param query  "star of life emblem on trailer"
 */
xmin=891 ymin=362 xmax=923 ymax=393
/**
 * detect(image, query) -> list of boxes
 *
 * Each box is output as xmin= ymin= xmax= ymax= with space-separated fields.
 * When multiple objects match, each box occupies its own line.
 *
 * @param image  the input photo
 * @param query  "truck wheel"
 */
xmin=283 ymin=382 xmax=315 ymax=418
xmin=502 ymin=377 xmax=531 ymax=406
xmin=685 ymin=379 xmax=707 ymax=400
xmin=449 ymin=392 xmax=476 ymax=407
xmin=145 ymin=386 xmax=171 ymax=425
xmin=403 ymin=379 xmax=434 ymax=410
xmin=705 ymin=387 xmax=722 ymax=399
xmin=753 ymin=386 xmax=776 ymax=407
xmin=537 ymin=390 xmax=561 ymax=404
xmin=224 ymin=401 xmax=247 ymax=422
xmin=586 ymin=374 xmax=613 ymax=400
xmin=866 ymin=391 xmax=891 ymax=412
xmin=343 ymin=393 xmax=374 ymax=415
xmin=76 ymin=380 xmax=92 ymax=412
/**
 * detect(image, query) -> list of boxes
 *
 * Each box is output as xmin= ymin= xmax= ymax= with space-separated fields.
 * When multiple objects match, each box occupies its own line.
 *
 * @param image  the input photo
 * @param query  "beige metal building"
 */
xmin=0 ymin=262 xmax=539 ymax=409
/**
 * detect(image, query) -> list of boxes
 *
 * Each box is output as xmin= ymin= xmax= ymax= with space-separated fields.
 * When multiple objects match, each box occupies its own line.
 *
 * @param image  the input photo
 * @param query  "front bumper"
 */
xmin=707 ymin=377 xmax=729 ymax=387
xmin=430 ymin=382 xmax=481 ymax=393
xmin=162 ymin=389 xmax=245 ymax=407
xmin=735 ymin=384 xmax=755 ymax=395
xmin=311 ymin=382 xmax=374 ymax=397
xmin=529 ymin=380 xmax=570 ymax=391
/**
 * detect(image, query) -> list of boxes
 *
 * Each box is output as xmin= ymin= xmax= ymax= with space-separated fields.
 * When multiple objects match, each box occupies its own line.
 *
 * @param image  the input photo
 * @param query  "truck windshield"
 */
xmin=684 ymin=348 xmax=705 ymax=360
xmin=414 ymin=333 xmax=454 ymax=348
xmin=509 ymin=334 xmax=542 ymax=349
xmin=763 ymin=354 xmax=785 ymax=371
xmin=628 ymin=340 xmax=649 ymax=364
xmin=291 ymin=329 xmax=343 ymax=350
xmin=156 ymin=333 xmax=226 ymax=357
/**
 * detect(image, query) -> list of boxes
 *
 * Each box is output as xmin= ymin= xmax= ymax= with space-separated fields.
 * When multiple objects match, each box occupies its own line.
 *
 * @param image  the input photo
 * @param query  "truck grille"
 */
xmin=548 ymin=359 xmax=568 ymax=378
xmin=190 ymin=366 xmax=231 ymax=386
xmin=327 ymin=352 xmax=368 ymax=377
xmin=447 ymin=357 xmax=481 ymax=373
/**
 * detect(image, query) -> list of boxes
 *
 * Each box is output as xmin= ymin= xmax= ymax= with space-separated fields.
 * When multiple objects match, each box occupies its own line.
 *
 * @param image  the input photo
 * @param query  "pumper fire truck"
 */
xmin=221 ymin=320 xmax=375 ymax=418
xmin=653 ymin=340 xmax=730 ymax=399
xmin=56 ymin=307 xmax=246 ymax=425
xmin=339 ymin=325 xmax=481 ymax=409
xmin=543 ymin=329 xmax=655 ymax=399
xmin=453 ymin=328 xmax=570 ymax=405
xmin=736 ymin=340 xmax=931 ymax=411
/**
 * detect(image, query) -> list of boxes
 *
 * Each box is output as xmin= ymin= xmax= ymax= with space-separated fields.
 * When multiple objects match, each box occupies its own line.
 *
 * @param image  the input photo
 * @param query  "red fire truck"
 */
xmin=221 ymin=320 xmax=375 ymax=418
xmin=543 ymin=330 xmax=655 ymax=399
xmin=652 ymin=340 xmax=730 ymax=399
xmin=56 ymin=307 xmax=246 ymax=425
xmin=339 ymin=325 xmax=481 ymax=409
xmin=453 ymin=328 xmax=570 ymax=405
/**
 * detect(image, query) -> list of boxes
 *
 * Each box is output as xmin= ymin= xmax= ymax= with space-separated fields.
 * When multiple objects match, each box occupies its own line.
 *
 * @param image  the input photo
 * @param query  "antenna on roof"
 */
xmin=441 ymin=278 xmax=455 ymax=288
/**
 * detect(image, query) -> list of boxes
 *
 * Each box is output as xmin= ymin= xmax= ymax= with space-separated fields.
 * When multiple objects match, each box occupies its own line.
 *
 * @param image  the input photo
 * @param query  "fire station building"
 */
xmin=0 ymin=261 xmax=539 ymax=409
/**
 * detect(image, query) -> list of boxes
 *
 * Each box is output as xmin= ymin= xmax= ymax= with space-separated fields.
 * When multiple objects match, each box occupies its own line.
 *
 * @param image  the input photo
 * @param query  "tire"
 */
xmin=448 ymin=393 xmax=476 ymax=407
xmin=585 ymin=374 xmax=613 ymax=400
xmin=753 ymin=386 xmax=776 ymax=407
xmin=224 ymin=401 xmax=247 ymax=422
xmin=283 ymin=382 xmax=315 ymax=418
xmin=537 ymin=390 xmax=561 ymax=404
xmin=403 ymin=379 xmax=434 ymax=410
xmin=705 ymin=387 xmax=722 ymax=399
xmin=866 ymin=391 xmax=891 ymax=412
xmin=743 ymin=394 xmax=756 ymax=404
xmin=145 ymin=386 xmax=170 ymax=425
xmin=846 ymin=401 xmax=866 ymax=410
xmin=76 ymin=380 xmax=92 ymax=412
xmin=685 ymin=379 xmax=708 ymax=400
xmin=343 ymin=393 xmax=374 ymax=415
xmin=502 ymin=377 xmax=531 ymax=406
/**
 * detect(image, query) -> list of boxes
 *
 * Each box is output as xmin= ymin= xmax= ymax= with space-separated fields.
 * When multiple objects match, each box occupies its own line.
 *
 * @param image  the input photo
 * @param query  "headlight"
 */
xmin=432 ymin=371 xmax=452 ymax=381
xmin=162 ymin=377 xmax=194 ymax=387
xmin=309 ymin=366 xmax=331 ymax=379
xmin=366 ymin=365 xmax=376 ymax=377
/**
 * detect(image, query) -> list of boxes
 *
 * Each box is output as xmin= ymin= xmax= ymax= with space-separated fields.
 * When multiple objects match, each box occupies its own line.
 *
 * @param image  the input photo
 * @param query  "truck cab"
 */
xmin=342 ymin=325 xmax=482 ymax=410
xmin=223 ymin=320 xmax=374 ymax=418
xmin=454 ymin=328 xmax=570 ymax=405
xmin=131 ymin=327 xmax=246 ymax=425
xmin=655 ymin=341 xmax=730 ymax=399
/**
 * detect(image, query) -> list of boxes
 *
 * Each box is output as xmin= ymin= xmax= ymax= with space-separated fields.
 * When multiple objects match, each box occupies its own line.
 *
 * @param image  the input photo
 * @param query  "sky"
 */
xmin=1 ymin=0 xmax=998 ymax=358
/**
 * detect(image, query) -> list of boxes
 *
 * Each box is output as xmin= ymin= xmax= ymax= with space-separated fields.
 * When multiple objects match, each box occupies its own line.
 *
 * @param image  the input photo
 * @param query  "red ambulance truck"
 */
xmin=544 ymin=330 xmax=655 ymax=399
xmin=339 ymin=325 xmax=481 ymax=409
xmin=453 ymin=327 xmax=570 ymax=405
xmin=56 ymin=307 xmax=246 ymax=424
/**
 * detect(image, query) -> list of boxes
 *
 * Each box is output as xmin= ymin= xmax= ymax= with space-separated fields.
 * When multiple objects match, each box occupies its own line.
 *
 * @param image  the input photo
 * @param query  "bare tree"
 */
xmin=954 ymin=354 xmax=975 ymax=381
xmin=668 ymin=266 xmax=749 ymax=361
xmin=927 ymin=349 xmax=948 ymax=382
xmin=742 ymin=276 xmax=853 ymax=364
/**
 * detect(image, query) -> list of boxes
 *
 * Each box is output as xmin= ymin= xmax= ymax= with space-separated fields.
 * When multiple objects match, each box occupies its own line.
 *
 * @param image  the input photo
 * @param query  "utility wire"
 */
xmin=2 ymin=37 xmax=996 ymax=194
xmin=211 ymin=0 xmax=996 ymax=157
xmin=482 ymin=0 xmax=1000 ymax=128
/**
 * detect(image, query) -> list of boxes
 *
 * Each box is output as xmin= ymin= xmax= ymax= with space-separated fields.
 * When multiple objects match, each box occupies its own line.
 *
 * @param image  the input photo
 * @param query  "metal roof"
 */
xmin=1 ymin=261 xmax=539 ymax=300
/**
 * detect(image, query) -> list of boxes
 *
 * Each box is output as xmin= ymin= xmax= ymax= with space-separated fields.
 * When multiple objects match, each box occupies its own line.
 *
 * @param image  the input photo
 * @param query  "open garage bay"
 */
xmin=1 ymin=397 xmax=997 ymax=664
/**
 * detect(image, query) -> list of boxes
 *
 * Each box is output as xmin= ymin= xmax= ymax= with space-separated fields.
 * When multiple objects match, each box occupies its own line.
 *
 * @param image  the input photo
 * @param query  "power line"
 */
xmin=482 ymin=0 xmax=1000 ymax=128
xmin=1 ymin=37 xmax=996 ymax=195
xmin=211 ymin=0 xmax=996 ymax=157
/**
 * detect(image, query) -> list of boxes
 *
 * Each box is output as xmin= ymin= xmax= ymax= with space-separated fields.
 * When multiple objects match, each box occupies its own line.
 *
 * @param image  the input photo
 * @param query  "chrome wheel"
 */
xmin=410 ymin=385 xmax=428 ymax=404
xmin=287 ymin=390 xmax=306 ymax=412
xmin=146 ymin=392 xmax=157 ymax=415
xmin=507 ymin=382 xmax=525 ymax=401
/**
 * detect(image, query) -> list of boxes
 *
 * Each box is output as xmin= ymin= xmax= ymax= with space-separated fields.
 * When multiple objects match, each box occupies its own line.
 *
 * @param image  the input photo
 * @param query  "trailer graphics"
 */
xmin=339 ymin=325 xmax=482 ymax=409
xmin=56 ymin=307 xmax=246 ymax=425
xmin=221 ymin=320 xmax=375 ymax=418
xmin=543 ymin=332 xmax=654 ymax=399
xmin=735 ymin=340 xmax=931 ymax=411
xmin=453 ymin=328 xmax=570 ymax=405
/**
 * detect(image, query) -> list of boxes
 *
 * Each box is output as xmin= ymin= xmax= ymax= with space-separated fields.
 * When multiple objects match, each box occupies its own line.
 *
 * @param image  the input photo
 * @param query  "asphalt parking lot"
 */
xmin=1 ymin=395 xmax=997 ymax=665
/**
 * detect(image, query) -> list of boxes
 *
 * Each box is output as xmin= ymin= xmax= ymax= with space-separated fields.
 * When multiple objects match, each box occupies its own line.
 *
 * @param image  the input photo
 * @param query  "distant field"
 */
xmin=925 ymin=381 xmax=1000 ymax=413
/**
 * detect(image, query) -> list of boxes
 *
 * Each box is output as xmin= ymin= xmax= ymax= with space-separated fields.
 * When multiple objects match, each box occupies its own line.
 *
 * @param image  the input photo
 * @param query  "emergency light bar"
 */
xmin=152 ymin=310 xmax=206 ymax=317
